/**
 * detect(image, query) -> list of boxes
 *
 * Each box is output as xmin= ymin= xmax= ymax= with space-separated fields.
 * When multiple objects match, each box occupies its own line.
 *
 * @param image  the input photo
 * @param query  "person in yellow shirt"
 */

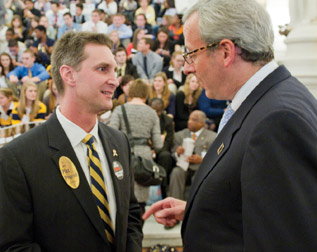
xmin=11 ymin=82 xmax=46 ymax=125
xmin=0 ymin=88 xmax=18 ymax=127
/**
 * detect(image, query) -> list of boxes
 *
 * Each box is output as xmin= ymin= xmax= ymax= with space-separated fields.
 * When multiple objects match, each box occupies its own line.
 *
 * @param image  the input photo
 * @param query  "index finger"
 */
xmin=142 ymin=200 xmax=165 ymax=220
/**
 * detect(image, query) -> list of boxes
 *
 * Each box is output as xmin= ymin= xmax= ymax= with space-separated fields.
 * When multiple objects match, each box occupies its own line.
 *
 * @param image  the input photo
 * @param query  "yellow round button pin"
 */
xmin=59 ymin=156 xmax=80 ymax=189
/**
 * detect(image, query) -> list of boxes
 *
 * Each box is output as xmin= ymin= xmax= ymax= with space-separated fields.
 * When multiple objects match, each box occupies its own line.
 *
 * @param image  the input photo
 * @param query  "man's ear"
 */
xmin=218 ymin=39 xmax=236 ymax=68
xmin=59 ymin=65 xmax=76 ymax=87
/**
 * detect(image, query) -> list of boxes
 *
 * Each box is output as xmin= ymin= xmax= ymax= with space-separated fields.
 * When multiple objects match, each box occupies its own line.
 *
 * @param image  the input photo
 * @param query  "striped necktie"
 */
xmin=82 ymin=134 xmax=115 ymax=244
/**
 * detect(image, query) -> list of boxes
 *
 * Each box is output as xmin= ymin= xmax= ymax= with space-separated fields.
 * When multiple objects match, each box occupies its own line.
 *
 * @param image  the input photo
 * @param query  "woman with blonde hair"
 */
xmin=174 ymin=74 xmax=203 ymax=131
xmin=11 ymin=82 xmax=47 ymax=125
xmin=149 ymin=72 xmax=175 ymax=117
xmin=0 ymin=88 xmax=18 ymax=127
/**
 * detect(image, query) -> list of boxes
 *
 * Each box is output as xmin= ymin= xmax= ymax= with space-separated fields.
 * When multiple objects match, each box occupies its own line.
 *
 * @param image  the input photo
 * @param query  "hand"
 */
xmin=187 ymin=154 xmax=203 ymax=164
xmin=142 ymin=197 xmax=186 ymax=226
xmin=21 ymin=76 xmax=31 ymax=83
xmin=176 ymin=146 xmax=185 ymax=156
xmin=9 ymin=75 xmax=19 ymax=83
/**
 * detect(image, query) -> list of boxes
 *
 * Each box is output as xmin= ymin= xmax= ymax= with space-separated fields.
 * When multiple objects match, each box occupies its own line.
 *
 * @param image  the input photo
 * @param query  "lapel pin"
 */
xmin=112 ymin=149 xmax=118 ymax=156
xmin=217 ymin=143 xmax=224 ymax=155
xmin=113 ymin=161 xmax=124 ymax=180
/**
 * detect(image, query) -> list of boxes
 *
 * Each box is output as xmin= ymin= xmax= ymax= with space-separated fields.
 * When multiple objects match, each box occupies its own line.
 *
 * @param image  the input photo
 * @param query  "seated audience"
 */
xmin=0 ymin=53 xmax=17 ymax=95
xmin=174 ymin=74 xmax=202 ymax=132
xmin=112 ymin=74 xmax=134 ymax=109
xmin=73 ymin=3 xmax=86 ymax=24
xmin=11 ymin=82 xmax=47 ymax=125
xmin=43 ymin=80 xmax=59 ymax=119
xmin=0 ymin=88 xmax=18 ymax=127
xmin=106 ymin=14 xmax=133 ymax=46
xmin=23 ymin=16 xmax=39 ymax=48
xmin=108 ymin=30 xmax=124 ymax=53
xmin=97 ymin=0 xmax=118 ymax=16
xmin=149 ymin=72 xmax=175 ymax=117
xmin=23 ymin=0 xmax=41 ymax=27
xmin=150 ymin=97 xmax=175 ymax=198
xmin=57 ymin=12 xmax=81 ymax=39
xmin=168 ymin=14 xmax=183 ymax=41
xmin=169 ymin=110 xmax=216 ymax=200
xmin=132 ymin=38 xmax=163 ymax=82
xmin=153 ymin=27 xmax=174 ymax=68
xmin=119 ymin=0 xmax=137 ymax=25
xmin=163 ymin=51 xmax=186 ymax=92
xmin=39 ymin=15 xmax=56 ymax=41
xmin=158 ymin=0 xmax=177 ymax=18
xmin=7 ymin=49 xmax=50 ymax=100
xmin=10 ymin=14 xmax=25 ymax=42
xmin=109 ymin=78 xmax=163 ymax=225
xmin=7 ymin=49 xmax=50 ymax=85
xmin=45 ymin=1 xmax=64 ymax=29
xmin=126 ymin=28 xmax=146 ymax=58
xmin=135 ymin=0 xmax=156 ymax=26
xmin=34 ymin=0 xmax=51 ymax=15
xmin=82 ymin=9 xmax=108 ymax=34
xmin=113 ymin=47 xmax=138 ymax=98
xmin=132 ymin=13 xmax=153 ymax=37
xmin=197 ymin=89 xmax=227 ymax=132
xmin=31 ymin=25 xmax=55 ymax=67
xmin=6 ymin=38 xmax=25 ymax=66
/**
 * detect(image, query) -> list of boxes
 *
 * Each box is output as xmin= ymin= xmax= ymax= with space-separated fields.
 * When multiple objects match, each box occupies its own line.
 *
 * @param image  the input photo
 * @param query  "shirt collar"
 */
xmin=231 ymin=61 xmax=278 ymax=111
xmin=192 ymin=127 xmax=203 ymax=138
xmin=56 ymin=105 xmax=99 ymax=147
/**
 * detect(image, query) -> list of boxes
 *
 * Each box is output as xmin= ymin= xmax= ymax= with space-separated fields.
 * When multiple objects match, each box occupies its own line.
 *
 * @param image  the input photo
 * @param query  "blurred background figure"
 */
xmin=43 ymin=80 xmax=59 ymax=119
xmin=163 ymin=51 xmax=186 ymax=93
xmin=149 ymin=72 xmax=175 ymax=118
xmin=109 ymin=79 xmax=163 ymax=225
xmin=0 ymin=87 xmax=18 ymax=127
xmin=174 ymin=74 xmax=202 ymax=132
xmin=150 ymin=97 xmax=174 ymax=199
xmin=11 ymin=82 xmax=46 ymax=125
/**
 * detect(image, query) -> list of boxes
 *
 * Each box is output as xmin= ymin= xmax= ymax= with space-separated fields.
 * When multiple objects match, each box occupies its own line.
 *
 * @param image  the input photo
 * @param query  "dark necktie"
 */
xmin=143 ymin=56 xmax=149 ymax=78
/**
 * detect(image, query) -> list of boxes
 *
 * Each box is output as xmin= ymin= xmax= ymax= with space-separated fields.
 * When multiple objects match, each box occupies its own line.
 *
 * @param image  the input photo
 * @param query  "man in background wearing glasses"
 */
xmin=143 ymin=0 xmax=317 ymax=251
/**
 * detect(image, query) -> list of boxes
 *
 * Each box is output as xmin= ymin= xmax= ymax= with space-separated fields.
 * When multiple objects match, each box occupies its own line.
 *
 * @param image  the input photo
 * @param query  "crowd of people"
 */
xmin=0 ymin=0 xmax=227 ymax=217
xmin=1 ymin=0 xmax=316 ymax=251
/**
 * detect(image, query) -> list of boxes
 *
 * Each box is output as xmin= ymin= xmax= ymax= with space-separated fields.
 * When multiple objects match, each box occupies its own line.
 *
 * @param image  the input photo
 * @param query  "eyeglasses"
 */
xmin=182 ymin=43 xmax=218 ymax=64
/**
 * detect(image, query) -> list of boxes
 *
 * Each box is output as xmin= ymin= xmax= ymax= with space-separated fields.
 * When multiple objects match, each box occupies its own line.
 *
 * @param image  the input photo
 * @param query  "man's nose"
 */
xmin=183 ymin=62 xmax=195 ymax=75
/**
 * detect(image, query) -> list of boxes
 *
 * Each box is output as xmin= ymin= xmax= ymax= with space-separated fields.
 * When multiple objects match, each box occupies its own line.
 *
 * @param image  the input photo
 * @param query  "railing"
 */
xmin=0 ymin=121 xmax=46 ymax=147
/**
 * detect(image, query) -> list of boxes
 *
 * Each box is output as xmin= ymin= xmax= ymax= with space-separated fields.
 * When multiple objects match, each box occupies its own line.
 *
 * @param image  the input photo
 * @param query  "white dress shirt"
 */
xmin=231 ymin=61 xmax=279 ymax=112
xmin=56 ymin=106 xmax=117 ymax=231
xmin=82 ymin=20 xmax=108 ymax=34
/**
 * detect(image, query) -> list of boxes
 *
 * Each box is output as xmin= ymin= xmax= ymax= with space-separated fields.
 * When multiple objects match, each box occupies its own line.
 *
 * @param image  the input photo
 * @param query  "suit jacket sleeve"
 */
xmin=0 ymin=147 xmax=41 ymax=251
xmin=122 ymin=134 xmax=143 ymax=252
xmin=241 ymin=110 xmax=317 ymax=251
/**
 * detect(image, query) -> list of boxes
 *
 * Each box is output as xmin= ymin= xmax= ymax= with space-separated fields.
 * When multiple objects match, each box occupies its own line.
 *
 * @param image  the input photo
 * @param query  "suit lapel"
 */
xmin=182 ymin=65 xmax=292 ymax=234
xmin=46 ymin=113 xmax=110 ymax=245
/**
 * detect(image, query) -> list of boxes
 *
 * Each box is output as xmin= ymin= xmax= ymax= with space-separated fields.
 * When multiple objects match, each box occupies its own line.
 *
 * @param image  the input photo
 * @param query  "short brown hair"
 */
xmin=128 ymin=79 xmax=149 ymax=100
xmin=51 ymin=32 xmax=113 ymax=95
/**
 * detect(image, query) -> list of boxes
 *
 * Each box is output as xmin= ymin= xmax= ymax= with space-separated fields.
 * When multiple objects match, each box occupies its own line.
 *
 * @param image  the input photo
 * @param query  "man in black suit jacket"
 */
xmin=143 ymin=0 xmax=317 ymax=251
xmin=0 ymin=32 xmax=142 ymax=251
